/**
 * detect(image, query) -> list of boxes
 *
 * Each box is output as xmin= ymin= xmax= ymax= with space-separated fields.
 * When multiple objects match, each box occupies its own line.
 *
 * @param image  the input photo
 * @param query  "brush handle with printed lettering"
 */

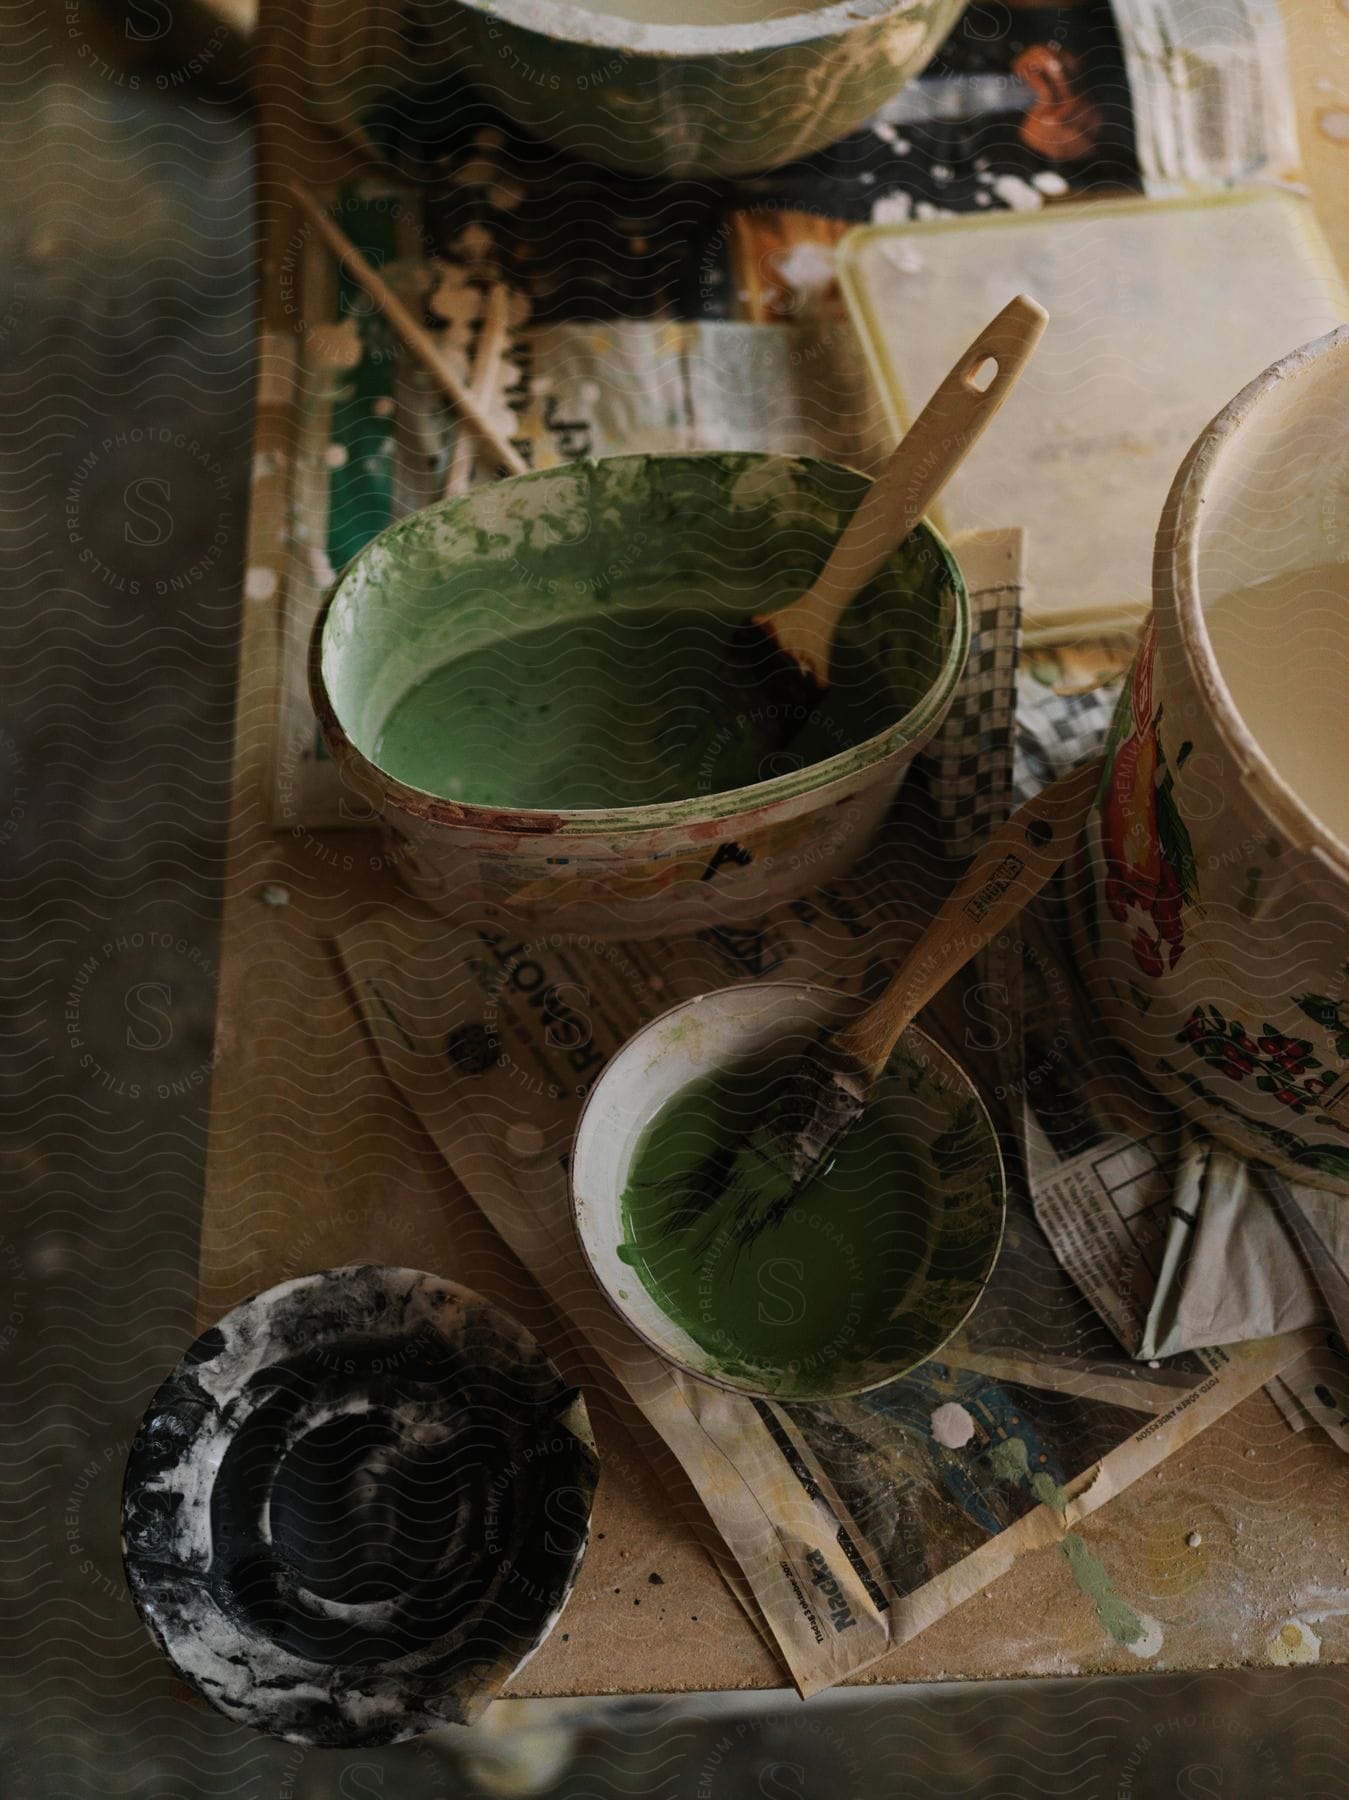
xmin=830 ymin=755 xmax=1105 ymax=1081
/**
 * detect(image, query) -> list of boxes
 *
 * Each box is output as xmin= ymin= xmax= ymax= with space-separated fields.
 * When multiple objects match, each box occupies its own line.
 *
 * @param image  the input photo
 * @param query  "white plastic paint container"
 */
xmin=1077 ymin=327 xmax=1349 ymax=1192
xmin=311 ymin=453 xmax=969 ymax=940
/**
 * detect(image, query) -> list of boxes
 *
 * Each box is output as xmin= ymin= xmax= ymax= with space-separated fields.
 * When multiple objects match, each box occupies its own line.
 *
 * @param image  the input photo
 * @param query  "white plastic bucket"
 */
xmin=1078 ymin=327 xmax=1349 ymax=1192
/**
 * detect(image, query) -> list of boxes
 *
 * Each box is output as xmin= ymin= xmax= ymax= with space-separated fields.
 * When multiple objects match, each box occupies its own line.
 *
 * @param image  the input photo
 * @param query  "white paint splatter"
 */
xmin=243 ymin=566 xmax=277 ymax=604
xmin=930 ymin=1402 xmax=976 ymax=1449
xmin=1126 ymin=1613 xmax=1165 ymax=1658
xmin=991 ymin=174 xmax=1045 ymax=213
xmin=323 ymin=442 xmax=349 ymax=470
xmin=1266 ymin=1618 xmax=1321 ymax=1665
xmin=773 ymin=242 xmax=837 ymax=300
xmin=1033 ymin=170 xmax=1071 ymax=196
xmin=1317 ymin=107 xmax=1349 ymax=143
xmin=308 ymin=545 xmax=337 ymax=590
xmin=1186 ymin=1531 xmax=1202 ymax=1549
xmin=871 ymin=192 xmax=912 ymax=225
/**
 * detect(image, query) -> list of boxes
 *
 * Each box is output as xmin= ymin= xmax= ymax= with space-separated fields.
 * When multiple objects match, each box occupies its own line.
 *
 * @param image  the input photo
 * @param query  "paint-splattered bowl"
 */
xmin=310 ymin=0 xmax=965 ymax=181
xmin=311 ymin=453 xmax=969 ymax=940
xmin=571 ymin=981 xmax=1007 ymax=1402
xmin=121 ymin=1266 xmax=597 ymax=1746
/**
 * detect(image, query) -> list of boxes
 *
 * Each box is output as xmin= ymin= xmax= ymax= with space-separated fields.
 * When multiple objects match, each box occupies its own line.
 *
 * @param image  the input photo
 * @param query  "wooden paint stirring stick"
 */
xmin=746 ymin=294 xmax=1047 ymax=694
xmin=284 ymin=182 xmax=528 ymax=479
xmin=444 ymin=282 xmax=512 ymax=498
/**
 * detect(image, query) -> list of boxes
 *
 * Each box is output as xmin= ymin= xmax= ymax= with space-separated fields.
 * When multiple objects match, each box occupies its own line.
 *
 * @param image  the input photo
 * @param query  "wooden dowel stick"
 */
xmin=445 ymin=282 xmax=512 ymax=498
xmin=284 ymin=182 xmax=528 ymax=479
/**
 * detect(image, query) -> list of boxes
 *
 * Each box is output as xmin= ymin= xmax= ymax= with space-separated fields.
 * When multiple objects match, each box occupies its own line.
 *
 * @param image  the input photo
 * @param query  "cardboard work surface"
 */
xmin=198 ymin=0 xmax=1349 ymax=1695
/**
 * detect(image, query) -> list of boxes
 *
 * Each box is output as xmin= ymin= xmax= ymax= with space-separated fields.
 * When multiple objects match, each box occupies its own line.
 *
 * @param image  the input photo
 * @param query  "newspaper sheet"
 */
xmin=1114 ymin=0 xmax=1301 ymax=193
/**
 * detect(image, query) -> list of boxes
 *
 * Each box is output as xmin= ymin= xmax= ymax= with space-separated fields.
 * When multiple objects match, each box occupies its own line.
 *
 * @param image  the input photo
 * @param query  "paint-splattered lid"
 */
xmin=121 ymin=1265 xmax=596 ymax=1745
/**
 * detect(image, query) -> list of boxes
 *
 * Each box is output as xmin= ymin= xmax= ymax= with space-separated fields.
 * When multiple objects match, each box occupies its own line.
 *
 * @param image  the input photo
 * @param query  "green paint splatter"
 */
xmin=1030 ymin=1470 xmax=1069 ymax=1510
xmin=991 ymin=1438 xmax=1146 ymax=1650
xmin=987 ymin=1435 xmax=1030 ymax=1482
xmin=1059 ymin=1534 xmax=1146 ymax=1649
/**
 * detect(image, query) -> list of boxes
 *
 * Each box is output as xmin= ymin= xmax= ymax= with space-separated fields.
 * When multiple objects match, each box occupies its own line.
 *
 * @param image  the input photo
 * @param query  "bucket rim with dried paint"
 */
xmin=570 ymin=980 xmax=1008 ymax=1403
xmin=446 ymin=0 xmax=938 ymax=60
xmin=1157 ymin=321 xmax=1349 ymax=885
xmin=308 ymin=451 xmax=971 ymax=840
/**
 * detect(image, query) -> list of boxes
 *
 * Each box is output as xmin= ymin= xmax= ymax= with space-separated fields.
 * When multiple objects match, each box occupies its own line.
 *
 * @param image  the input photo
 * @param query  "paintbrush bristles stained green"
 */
xmin=677 ymin=756 xmax=1107 ymax=1233
xmin=772 ymin=1045 xmax=870 ymax=1187
xmin=647 ymin=1034 xmax=871 ymax=1247
xmin=617 ymin=1046 xmax=937 ymax=1392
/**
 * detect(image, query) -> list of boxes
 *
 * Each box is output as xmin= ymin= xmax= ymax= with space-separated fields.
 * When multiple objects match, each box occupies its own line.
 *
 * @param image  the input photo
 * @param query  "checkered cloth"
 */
xmin=918 ymin=584 xmax=1023 ymax=860
xmin=1013 ymin=667 xmax=1122 ymax=802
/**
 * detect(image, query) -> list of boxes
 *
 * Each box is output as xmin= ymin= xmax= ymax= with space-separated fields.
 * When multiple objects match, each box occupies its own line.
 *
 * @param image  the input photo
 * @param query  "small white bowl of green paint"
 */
xmin=310 ymin=453 xmax=969 ymax=940
xmin=571 ymin=981 xmax=1006 ymax=1403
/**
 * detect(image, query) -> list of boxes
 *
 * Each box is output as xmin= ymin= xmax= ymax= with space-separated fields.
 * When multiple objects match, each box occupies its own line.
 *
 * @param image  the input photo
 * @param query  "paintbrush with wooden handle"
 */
xmin=737 ymin=295 xmax=1047 ymax=707
xmin=710 ymin=755 xmax=1105 ymax=1242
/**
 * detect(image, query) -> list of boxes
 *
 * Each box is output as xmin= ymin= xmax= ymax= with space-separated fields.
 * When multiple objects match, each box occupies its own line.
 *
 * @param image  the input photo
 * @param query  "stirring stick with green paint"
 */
xmin=737 ymin=296 xmax=1047 ymax=704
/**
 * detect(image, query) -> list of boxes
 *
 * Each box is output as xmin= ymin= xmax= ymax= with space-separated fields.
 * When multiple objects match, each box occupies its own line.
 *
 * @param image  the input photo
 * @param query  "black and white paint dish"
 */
xmin=121 ymin=1265 xmax=597 ymax=1746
